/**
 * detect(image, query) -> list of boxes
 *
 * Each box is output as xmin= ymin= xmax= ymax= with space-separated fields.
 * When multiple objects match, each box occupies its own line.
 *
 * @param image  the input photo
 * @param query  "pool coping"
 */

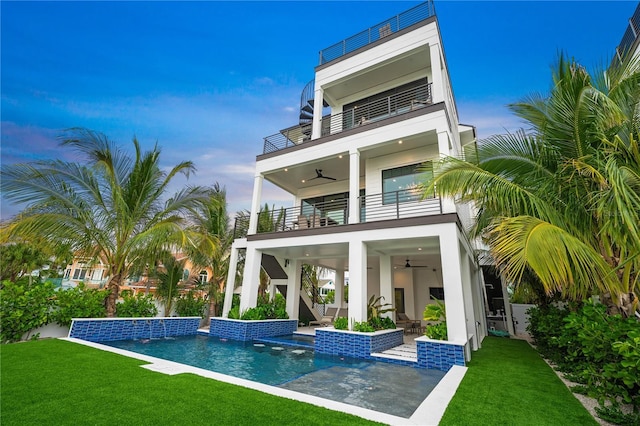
xmin=60 ymin=336 xmax=466 ymax=425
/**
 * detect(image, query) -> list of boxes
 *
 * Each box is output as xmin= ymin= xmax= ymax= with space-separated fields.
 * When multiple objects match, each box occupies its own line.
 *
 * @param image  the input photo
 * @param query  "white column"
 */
xmin=429 ymin=43 xmax=445 ymax=105
xmin=248 ymin=174 xmax=263 ymax=235
xmin=222 ymin=246 xmax=240 ymax=317
xmin=348 ymin=240 xmax=368 ymax=326
xmin=334 ymin=269 xmax=344 ymax=308
xmin=239 ymin=247 xmax=261 ymax=313
xmin=311 ymin=87 xmax=324 ymax=140
xmin=286 ymin=260 xmax=302 ymax=319
xmin=379 ymin=255 xmax=394 ymax=320
xmin=438 ymin=224 xmax=467 ymax=343
xmin=501 ymin=276 xmax=516 ymax=336
xmin=349 ymin=149 xmax=360 ymax=224
xmin=460 ymin=251 xmax=476 ymax=357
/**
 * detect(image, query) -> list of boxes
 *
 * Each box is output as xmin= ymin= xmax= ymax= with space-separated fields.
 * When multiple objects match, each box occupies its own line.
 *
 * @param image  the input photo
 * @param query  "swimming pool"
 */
xmin=104 ymin=335 xmax=446 ymax=418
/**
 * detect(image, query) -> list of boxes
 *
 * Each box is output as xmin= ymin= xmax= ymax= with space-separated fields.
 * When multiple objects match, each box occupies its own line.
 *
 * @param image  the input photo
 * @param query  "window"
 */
xmin=199 ymin=270 xmax=208 ymax=284
xmin=382 ymin=162 xmax=433 ymax=204
xmin=301 ymin=192 xmax=349 ymax=225
xmin=429 ymin=287 xmax=445 ymax=300
xmin=72 ymin=268 xmax=87 ymax=280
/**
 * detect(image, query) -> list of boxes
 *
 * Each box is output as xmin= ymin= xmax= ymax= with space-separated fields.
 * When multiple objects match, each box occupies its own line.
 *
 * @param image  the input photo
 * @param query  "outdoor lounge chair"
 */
xmin=397 ymin=312 xmax=421 ymax=334
xmin=309 ymin=307 xmax=338 ymax=326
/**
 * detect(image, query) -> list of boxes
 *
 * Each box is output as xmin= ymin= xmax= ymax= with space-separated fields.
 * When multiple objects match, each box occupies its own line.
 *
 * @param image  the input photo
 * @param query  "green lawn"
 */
xmin=440 ymin=337 xmax=597 ymax=426
xmin=0 ymin=339 xmax=379 ymax=426
xmin=1 ymin=337 xmax=597 ymax=425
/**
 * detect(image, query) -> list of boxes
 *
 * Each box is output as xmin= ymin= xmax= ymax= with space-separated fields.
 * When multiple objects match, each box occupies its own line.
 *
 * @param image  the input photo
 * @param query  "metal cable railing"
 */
xmin=263 ymin=123 xmax=313 ymax=154
xmin=359 ymin=190 xmax=441 ymax=222
xmin=320 ymin=83 xmax=432 ymax=137
xmin=319 ymin=1 xmax=435 ymax=65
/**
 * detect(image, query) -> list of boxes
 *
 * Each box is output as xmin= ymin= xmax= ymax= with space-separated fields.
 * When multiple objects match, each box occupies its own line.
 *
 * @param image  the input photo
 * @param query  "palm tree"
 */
xmin=1 ymin=128 xmax=209 ymax=316
xmin=186 ymin=184 xmax=232 ymax=323
xmin=421 ymin=53 xmax=640 ymax=315
xmin=154 ymin=255 xmax=189 ymax=316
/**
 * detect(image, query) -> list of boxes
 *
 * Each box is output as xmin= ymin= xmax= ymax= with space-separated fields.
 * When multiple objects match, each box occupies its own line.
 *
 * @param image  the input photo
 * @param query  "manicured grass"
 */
xmin=440 ymin=337 xmax=598 ymax=426
xmin=1 ymin=339 xmax=379 ymax=426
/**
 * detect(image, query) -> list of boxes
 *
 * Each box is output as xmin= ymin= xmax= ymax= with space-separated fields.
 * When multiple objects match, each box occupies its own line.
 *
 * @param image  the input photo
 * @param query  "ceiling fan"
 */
xmin=399 ymin=259 xmax=429 ymax=268
xmin=307 ymin=169 xmax=336 ymax=181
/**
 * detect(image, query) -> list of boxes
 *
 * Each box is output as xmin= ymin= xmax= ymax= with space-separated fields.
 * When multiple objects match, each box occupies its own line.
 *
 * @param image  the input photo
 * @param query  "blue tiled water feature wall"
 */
xmin=209 ymin=318 xmax=298 ymax=341
xmin=69 ymin=317 xmax=201 ymax=342
xmin=416 ymin=337 xmax=466 ymax=371
xmin=315 ymin=328 xmax=404 ymax=359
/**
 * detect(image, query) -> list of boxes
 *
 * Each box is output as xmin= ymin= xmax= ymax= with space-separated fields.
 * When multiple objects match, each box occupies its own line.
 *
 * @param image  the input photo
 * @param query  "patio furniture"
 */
xmin=309 ymin=307 xmax=338 ymax=326
xmin=397 ymin=313 xmax=421 ymax=334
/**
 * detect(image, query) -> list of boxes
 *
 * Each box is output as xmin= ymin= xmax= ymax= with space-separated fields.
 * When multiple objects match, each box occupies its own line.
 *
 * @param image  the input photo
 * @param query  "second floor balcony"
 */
xmin=232 ymin=189 xmax=442 ymax=240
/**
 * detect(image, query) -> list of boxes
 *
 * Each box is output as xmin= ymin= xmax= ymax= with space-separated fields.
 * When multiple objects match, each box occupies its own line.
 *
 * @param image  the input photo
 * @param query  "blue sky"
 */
xmin=1 ymin=0 xmax=636 ymax=220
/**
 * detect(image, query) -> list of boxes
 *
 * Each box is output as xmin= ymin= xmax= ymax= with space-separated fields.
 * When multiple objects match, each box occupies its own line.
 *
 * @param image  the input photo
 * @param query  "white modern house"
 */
xmin=219 ymin=0 xmax=487 ymax=367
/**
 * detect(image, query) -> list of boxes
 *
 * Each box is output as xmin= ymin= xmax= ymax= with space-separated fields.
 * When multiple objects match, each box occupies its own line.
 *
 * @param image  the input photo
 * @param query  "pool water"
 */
xmin=104 ymin=335 xmax=445 ymax=418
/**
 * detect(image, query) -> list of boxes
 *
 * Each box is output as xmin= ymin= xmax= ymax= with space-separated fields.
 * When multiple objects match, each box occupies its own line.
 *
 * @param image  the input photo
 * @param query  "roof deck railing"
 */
xmin=318 ymin=0 xmax=435 ymax=65
xmin=616 ymin=2 xmax=640 ymax=62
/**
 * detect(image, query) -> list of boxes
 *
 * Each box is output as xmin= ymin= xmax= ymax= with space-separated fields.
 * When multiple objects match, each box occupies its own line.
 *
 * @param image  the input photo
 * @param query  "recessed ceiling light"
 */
xmin=305 ymin=253 xmax=309 ymax=257
xmin=338 ymin=155 xmax=343 ymax=159
xmin=302 ymin=179 xmax=305 ymax=183
xmin=398 ymin=140 xmax=403 ymax=144
xmin=418 ymin=247 xmax=422 ymax=251
xmin=284 ymin=168 xmax=288 ymax=172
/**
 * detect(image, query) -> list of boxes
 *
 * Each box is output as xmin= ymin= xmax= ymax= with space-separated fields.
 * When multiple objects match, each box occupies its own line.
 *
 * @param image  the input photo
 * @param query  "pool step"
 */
xmin=371 ymin=343 xmax=418 ymax=363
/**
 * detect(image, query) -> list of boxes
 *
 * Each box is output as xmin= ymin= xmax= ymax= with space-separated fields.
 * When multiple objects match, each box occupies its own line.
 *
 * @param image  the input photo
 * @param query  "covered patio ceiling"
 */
xmin=261 ymin=235 xmax=442 ymax=272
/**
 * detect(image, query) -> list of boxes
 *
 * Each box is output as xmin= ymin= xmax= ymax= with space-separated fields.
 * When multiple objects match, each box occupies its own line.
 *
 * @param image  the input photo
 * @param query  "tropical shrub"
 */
xmin=333 ymin=317 xmax=348 ymax=330
xmin=51 ymin=283 xmax=108 ymax=327
xmin=116 ymin=293 xmax=158 ymax=318
xmin=239 ymin=294 xmax=288 ymax=320
xmin=175 ymin=291 xmax=208 ymax=317
xmin=0 ymin=278 xmax=55 ymax=343
xmin=352 ymin=321 xmax=375 ymax=332
xmin=527 ymin=300 xmax=640 ymax=419
xmin=363 ymin=294 xmax=396 ymax=331
xmin=423 ymin=298 xmax=447 ymax=340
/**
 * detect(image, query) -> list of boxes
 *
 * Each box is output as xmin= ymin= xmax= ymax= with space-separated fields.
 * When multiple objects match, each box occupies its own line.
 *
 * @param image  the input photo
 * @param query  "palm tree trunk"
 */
xmin=105 ymin=273 xmax=122 ymax=317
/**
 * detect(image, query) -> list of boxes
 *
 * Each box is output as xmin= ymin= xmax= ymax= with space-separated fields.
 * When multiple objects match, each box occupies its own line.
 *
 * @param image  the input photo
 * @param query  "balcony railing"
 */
xmin=616 ymin=2 xmax=640 ymax=62
xmin=318 ymin=1 xmax=435 ymax=65
xmin=320 ymin=83 xmax=432 ymax=137
xmin=262 ymin=83 xmax=432 ymax=155
xmin=232 ymin=189 xmax=443 ymax=239
xmin=359 ymin=190 xmax=441 ymax=222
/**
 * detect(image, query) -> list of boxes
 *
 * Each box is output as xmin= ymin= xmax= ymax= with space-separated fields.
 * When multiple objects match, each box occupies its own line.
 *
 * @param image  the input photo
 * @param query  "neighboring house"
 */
xmin=63 ymin=253 xmax=211 ymax=299
xmin=222 ymin=0 xmax=487 ymax=351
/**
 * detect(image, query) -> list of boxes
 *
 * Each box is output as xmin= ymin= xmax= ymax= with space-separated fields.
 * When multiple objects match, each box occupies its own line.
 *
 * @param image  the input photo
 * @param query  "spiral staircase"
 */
xmin=299 ymin=80 xmax=328 ymax=138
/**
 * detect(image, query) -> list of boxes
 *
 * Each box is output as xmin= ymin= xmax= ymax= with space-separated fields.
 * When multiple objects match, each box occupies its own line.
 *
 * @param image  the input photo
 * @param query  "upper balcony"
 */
xmin=318 ymin=1 xmax=436 ymax=65
xmin=263 ymin=82 xmax=432 ymax=154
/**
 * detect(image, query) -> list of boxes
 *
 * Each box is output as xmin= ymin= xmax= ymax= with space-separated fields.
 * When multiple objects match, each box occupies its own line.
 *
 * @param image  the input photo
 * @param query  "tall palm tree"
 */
xmin=187 ymin=184 xmax=231 ymax=323
xmin=422 ymin=54 xmax=640 ymax=315
xmin=1 ymin=128 xmax=209 ymax=316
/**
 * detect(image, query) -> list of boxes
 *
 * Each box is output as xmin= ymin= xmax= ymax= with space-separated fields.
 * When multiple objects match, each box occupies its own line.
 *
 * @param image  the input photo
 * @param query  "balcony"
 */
xmin=321 ymin=83 xmax=432 ymax=137
xmin=232 ymin=189 xmax=442 ymax=239
xmin=318 ymin=1 xmax=436 ymax=65
xmin=262 ymin=83 xmax=432 ymax=155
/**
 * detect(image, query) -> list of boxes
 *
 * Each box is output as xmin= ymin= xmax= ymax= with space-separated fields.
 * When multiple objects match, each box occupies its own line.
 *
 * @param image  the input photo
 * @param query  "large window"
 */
xmin=301 ymin=192 xmax=349 ymax=225
xmin=382 ymin=162 xmax=433 ymax=204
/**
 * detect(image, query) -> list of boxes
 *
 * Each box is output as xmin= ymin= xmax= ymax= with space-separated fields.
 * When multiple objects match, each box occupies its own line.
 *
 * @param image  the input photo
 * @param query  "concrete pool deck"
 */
xmin=62 ymin=336 xmax=466 ymax=425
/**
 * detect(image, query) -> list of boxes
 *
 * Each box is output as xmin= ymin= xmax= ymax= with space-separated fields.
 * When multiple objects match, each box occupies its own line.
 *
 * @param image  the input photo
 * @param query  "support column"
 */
xmin=222 ymin=246 xmax=240 ymax=317
xmin=334 ymin=269 xmax=344 ymax=308
xmin=429 ymin=43 xmax=445 ymax=105
xmin=501 ymin=276 xmax=516 ymax=336
xmin=348 ymin=241 xmax=368 ymax=326
xmin=349 ymin=149 xmax=360 ymax=224
xmin=438 ymin=225 xmax=467 ymax=343
xmin=248 ymin=174 xmax=263 ymax=235
xmin=379 ymin=255 xmax=394 ymax=320
xmin=460 ymin=250 xmax=476 ymax=356
xmin=239 ymin=247 xmax=261 ymax=313
xmin=286 ymin=260 xmax=302 ymax=320
xmin=311 ymin=87 xmax=324 ymax=140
